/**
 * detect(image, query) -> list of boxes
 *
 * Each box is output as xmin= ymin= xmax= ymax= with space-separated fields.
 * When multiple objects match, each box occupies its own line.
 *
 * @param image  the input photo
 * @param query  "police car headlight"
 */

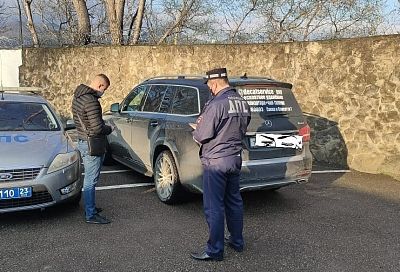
xmin=48 ymin=151 xmax=79 ymax=174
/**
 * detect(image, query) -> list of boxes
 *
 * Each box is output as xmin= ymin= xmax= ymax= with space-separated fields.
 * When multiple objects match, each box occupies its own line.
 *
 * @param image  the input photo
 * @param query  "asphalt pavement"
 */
xmin=0 ymin=164 xmax=399 ymax=272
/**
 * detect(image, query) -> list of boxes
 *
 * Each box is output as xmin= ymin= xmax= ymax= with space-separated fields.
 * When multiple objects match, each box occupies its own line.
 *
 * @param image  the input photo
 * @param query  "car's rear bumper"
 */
xmin=0 ymin=161 xmax=82 ymax=213
xmin=182 ymin=152 xmax=312 ymax=193
xmin=239 ymin=153 xmax=312 ymax=190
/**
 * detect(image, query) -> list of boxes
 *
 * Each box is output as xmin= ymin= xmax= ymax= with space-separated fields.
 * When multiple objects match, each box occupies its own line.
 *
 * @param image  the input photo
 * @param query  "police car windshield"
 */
xmin=0 ymin=102 xmax=59 ymax=131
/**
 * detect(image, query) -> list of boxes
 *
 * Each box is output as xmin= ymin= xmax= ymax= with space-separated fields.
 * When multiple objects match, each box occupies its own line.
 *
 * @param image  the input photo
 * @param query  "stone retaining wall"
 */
xmin=19 ymin=35 xmax=400 ymax=180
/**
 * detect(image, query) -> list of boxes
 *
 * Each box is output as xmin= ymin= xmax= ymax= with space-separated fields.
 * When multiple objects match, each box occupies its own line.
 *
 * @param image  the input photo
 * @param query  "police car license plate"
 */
xmin=0 ymin=187 xmax=32 ymax=200
xmin=250 ymin=133 xmax=303 ymax=150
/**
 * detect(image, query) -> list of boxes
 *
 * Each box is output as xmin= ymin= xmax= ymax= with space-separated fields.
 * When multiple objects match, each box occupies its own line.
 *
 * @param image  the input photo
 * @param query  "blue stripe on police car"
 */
xmin=0 ymin=135 xmax=29 ymax=143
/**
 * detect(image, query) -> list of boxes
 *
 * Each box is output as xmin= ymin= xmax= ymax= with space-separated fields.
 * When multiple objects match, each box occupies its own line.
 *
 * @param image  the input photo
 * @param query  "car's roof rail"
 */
xmin=0 ymin=86 xmax=43 ymax=94
xmin=144 ymin=75 xmax=204 ymax=81
xmin=144 ymin=74 xmax=278 ymax=82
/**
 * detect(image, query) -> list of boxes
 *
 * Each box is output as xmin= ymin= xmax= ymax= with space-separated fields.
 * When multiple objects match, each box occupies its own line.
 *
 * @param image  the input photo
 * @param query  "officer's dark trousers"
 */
xmin=201 ymin=155 xmax=244 ymax=258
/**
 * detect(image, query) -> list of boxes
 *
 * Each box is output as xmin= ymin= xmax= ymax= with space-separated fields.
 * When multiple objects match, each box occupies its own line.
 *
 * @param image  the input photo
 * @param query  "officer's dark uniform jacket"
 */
xmin=193 ymin=87 xmax=251 ymax=159
xmin=71 ymin=84 xmax=112 ymax=141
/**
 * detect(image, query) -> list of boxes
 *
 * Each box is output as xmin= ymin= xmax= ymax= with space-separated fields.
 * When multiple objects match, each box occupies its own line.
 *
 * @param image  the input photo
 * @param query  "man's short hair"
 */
xmin=96 ymin=74 xmax=110 ymax=86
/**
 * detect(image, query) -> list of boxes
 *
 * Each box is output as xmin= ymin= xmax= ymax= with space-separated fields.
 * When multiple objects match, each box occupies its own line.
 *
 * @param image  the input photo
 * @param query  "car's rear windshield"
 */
xmin=236 ymin=85 xmax=303 ymax=118
xmin=0 ymin=102 xmax=60 ymax=131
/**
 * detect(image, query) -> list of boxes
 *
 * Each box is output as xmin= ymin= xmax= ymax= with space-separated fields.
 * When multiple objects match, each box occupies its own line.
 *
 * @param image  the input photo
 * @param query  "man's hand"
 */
xmin=189 ymin=123 xmax=197 ymax=130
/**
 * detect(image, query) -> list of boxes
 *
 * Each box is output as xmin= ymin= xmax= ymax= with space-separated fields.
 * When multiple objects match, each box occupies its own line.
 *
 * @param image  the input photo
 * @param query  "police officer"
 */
xmin=190 ymin=68 xmax=251 ymax=261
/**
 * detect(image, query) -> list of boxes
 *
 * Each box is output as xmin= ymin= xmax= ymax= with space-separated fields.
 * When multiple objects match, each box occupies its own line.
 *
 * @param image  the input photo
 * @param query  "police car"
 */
xmin=0 ymin=88 xmax=82 ymax=213
xmin=104 ymin=75 xmax=312 ymax=204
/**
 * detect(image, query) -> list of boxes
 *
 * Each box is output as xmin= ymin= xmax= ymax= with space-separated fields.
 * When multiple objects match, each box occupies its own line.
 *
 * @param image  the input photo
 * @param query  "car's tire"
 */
xmin=154 ymin=150 xmax=182 ymax=204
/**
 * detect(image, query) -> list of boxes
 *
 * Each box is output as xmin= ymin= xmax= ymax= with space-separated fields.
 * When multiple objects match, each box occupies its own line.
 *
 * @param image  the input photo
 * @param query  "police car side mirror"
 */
xmin=110 ymin=103 xmax=120 ymax=113
xmin=65 ymin=119 xmax=76 ymax=131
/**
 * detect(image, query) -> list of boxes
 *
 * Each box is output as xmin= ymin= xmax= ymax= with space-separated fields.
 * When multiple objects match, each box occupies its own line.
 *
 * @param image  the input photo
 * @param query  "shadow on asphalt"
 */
xmin=0 ymin=200 xmax=81 ymax=224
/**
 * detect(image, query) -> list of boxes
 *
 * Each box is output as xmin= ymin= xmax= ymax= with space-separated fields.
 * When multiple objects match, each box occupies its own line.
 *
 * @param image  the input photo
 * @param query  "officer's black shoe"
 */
xmin=85 ymin=214 xmax=111 ymax=224
xmin=224 ymin=236 xmax=244 ymax=252
xmin=190 ymin=251 xmax=223 ymax=261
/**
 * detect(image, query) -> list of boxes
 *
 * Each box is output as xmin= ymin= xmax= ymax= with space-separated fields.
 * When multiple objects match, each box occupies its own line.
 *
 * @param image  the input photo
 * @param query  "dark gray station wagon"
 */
xmin=104 ymin=75 xmax=312 ymax=204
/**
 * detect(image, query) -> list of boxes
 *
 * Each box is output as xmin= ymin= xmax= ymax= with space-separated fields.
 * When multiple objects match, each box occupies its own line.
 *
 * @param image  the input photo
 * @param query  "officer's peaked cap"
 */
xmin=204 ymin=67 xmax=228 ymax=83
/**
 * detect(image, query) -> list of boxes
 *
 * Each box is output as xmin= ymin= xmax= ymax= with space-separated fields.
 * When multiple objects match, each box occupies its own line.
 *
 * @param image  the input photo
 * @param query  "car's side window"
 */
xmin=142 ymin=85 xmax=168 ymax=112
xmin=199 ymin=88 xmax=212 ymax=111
xmin=159 ymin=86 xmax=174 ymax=113
xmin=170 ymin=86 xmax=199 ymax=115
xmin=121 ymin=85 xmax=148 ymax=112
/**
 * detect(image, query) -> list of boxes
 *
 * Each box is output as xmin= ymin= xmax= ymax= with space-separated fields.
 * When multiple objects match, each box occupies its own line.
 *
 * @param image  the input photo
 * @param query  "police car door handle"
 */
xmin=150 ymin=121 xmax=158 ymax=127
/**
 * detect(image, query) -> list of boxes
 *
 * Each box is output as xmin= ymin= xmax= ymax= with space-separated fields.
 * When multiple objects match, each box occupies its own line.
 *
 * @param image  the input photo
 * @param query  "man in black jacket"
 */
xmin=72 ymin=74 xmax=113 ymax=224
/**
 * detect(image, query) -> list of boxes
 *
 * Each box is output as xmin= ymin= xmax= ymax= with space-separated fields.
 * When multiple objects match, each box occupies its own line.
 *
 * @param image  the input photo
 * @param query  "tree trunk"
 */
xmin=130 ymin=0 xmax=145 ymax=44
xmin=104 ymin=0 xmax=126 ymax=45
xmin=72 ymin=0 xmax=91 ymax=45
xmin=23 ymin=0 xmax=39 ymax=47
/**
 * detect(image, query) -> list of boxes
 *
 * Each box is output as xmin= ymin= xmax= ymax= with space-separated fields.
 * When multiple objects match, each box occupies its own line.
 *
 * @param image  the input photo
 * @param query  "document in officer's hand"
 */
xmin=189 ymin=123 xmax=197 ymax=130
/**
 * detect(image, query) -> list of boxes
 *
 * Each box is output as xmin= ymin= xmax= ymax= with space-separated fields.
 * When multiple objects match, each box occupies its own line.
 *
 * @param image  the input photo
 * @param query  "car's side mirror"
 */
xmin=110 ymin=103 xmax=120 ymax=113
xmin=65 ymin=119 xmax=76 ymax=131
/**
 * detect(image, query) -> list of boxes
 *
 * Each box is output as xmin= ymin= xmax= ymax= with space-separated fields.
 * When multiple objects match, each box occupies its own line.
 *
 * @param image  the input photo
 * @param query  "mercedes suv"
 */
xmin=104 ymin=75 xmax=312 ymax=204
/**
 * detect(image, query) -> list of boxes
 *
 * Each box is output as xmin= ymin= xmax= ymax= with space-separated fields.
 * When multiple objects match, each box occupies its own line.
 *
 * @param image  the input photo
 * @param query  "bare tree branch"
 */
xmin=229 ymin=0 xmax=258 ymax=43
xmin=130 ymin=0 xmax=145 ymax=44
xmin=126 ymin=2 xmax=139 ymax=43
xmin=23 ymin=0 xmax=40 ymax=47
xmin=157 ymin=0 xmax=197 ymax=45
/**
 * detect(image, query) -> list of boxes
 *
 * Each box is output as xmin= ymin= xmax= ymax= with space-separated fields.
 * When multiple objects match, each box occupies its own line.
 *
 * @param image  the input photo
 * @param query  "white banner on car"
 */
xmin=255 ymin=133 xmax=303 ymax=150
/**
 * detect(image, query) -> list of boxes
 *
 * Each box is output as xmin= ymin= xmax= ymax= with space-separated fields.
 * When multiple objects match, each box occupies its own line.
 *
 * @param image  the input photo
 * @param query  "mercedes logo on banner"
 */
xmin=264 ymin=120 xmax=273 ymax=127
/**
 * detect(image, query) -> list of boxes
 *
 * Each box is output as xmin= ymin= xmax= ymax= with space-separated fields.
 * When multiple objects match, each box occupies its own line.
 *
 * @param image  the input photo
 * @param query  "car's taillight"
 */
xmin=299 ymin=124 xmax=310 ymax=142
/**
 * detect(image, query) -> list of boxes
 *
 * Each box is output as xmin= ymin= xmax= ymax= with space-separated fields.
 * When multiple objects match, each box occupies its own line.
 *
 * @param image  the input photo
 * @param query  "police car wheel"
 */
xmin=154 ymin=150 xmax=182 ymax=204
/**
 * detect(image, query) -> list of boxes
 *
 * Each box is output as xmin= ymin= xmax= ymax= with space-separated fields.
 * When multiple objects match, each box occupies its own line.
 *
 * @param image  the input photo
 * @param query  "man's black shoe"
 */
xmin=224 ymin=236 xmax=244 ymax=252
xmin=85 ymin=214 xmax=111 ymax=224
xmin=94 ymin=207 xmax=103 ymax=214
xmin=85 ymin=207 xmax=103 ymax=217
xmin=190 ymin=251 xmax=223 ymax=261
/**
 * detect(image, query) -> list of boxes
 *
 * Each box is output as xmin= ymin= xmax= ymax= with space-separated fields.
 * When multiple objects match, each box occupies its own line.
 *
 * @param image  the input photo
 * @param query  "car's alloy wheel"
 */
xmin=154 ymin=150 xmax=181 ymax=204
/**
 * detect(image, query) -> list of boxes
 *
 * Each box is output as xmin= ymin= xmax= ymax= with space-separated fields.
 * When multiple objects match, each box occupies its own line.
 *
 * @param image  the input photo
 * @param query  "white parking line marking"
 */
xmin=82 ymin=169 xmax=132 ymax=175
xmin=83 ymin=169 xmax=350 ymax=179
xmin=94 ymin=183 xmax=154 ymax=191
xmin=100 ymin=170 xmax=132 ymax=174
xmin=312 ymin=170 xmax=351 ymax=174
xmin=81 ymin=170 xmax=349 ymax=192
